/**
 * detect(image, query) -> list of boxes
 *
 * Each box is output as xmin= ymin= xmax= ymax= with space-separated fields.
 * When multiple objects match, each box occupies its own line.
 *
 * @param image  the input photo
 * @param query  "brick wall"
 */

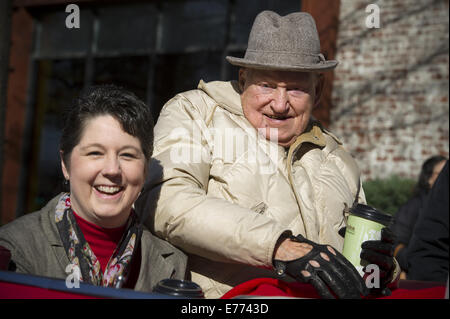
xmin=330 ymin=0 xmax=449 ymax=181
xmin=1 ymin=7 xmax=33 ymax=224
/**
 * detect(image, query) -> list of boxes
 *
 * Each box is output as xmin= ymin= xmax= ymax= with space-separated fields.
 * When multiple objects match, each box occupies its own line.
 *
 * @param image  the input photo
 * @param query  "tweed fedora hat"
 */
xmin=226 ymin=11 xmax=338 ymax=72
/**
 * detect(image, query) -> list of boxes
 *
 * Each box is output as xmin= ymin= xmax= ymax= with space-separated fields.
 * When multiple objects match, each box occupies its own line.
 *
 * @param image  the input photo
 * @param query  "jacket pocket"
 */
xmin=251 ymin=202 xmax=268 ymax=215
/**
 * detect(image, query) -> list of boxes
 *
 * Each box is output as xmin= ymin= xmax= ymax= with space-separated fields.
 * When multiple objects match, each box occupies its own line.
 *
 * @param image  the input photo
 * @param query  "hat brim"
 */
xmin=226 ymin=56 xmax=338 ymax=72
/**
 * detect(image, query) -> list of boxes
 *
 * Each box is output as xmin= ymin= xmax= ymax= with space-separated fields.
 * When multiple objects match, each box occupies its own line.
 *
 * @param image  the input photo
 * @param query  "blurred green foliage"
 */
xmin=363 ymin=175 xmax=416 ymax=216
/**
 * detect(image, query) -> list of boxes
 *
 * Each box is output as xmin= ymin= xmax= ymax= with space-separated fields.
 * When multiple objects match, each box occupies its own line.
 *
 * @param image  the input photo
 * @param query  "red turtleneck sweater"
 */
xmin=72 ymin=211 xmax=141 ymax=288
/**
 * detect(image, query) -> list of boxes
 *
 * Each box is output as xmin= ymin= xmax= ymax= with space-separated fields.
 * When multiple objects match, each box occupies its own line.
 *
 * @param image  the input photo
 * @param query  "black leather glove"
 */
xmin=360 ymin=227 xmax=397 ymax=296
xmin=273 ymin=234 xmax=369 ymax=299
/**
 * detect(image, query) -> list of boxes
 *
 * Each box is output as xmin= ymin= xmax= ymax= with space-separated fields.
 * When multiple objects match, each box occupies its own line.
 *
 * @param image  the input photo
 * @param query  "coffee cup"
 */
xmin=342 ymin=203 xmax=393 ymax=276
xmin=153 ymin=279 xmax=204 ymax=298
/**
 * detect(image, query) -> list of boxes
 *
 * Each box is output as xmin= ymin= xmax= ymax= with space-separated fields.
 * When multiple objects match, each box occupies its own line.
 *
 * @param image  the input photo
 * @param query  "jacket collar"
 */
xmin=198 ymin=80 xmax=244 ymax=116
xmin=41 ymin=194 xmax=66 ymax=247
xmin=286 ymin=124 xmax=327 ymax=168
xmin=198 ymin=80 xmax=335 ymax=162
xmin=40 ymin=194 xmax=71 ymax=271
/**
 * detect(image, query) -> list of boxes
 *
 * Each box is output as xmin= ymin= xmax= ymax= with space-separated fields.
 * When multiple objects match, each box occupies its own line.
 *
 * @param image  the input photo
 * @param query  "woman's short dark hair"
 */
xmin=60 ymin=84 xmax=154 ymax=166
xmin=414 ymin=155 xmax=448 ymax=196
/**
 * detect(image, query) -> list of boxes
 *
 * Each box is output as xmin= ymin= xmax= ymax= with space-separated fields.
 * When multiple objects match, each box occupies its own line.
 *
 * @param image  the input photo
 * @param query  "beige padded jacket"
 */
xmin=137 ymin=80 xmax=366 ymax=298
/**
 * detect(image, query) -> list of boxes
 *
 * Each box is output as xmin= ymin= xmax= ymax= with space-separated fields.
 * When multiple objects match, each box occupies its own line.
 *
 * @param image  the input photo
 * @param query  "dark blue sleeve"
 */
xmin=393 ymin=195 xmax=423 ymax=245
xmin=406 ymin=161 xmax=449 ymax=283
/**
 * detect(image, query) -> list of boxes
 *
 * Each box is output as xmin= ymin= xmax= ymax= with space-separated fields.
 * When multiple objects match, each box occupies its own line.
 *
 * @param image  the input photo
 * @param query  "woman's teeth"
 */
xmin=96 ymin=185 xmax=122 ymax=194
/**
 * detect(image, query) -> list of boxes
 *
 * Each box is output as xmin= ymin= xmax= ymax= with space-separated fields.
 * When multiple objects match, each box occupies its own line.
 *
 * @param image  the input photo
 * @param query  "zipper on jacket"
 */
xmin=285 ymin=125 xmax=327 ymax=239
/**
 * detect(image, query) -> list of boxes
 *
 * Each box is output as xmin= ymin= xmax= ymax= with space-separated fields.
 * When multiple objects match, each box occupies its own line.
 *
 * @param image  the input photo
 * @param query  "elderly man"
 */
xmin=137 ymin=11 xmax=399 ymax=298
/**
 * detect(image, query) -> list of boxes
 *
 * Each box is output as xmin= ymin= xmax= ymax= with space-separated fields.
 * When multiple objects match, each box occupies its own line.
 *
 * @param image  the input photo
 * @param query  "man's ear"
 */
xmin=238 ymin=68 xmax=247 ymax=92
xmin=313 ymin=73 xmax=325 ymax=108
xmin=60 ymin=150 xmax=69 ymax=180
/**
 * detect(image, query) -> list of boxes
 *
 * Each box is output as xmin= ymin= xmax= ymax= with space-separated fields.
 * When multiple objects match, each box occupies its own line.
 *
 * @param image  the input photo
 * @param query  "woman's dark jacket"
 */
xmin=0 ymin=194 xmax=188 ymax=292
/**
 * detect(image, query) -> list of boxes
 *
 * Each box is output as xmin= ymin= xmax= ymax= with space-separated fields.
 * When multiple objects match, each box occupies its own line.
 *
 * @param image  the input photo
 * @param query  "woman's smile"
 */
xmin=93 ymin=184 xmax=125 ymax=199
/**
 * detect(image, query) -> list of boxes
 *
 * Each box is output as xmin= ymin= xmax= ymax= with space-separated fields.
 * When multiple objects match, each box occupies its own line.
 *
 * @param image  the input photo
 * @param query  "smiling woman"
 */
xmin=61 ymin=115 xmax=147 ymax=229
xmin=0 ymin=85 xmax=188 ymax=292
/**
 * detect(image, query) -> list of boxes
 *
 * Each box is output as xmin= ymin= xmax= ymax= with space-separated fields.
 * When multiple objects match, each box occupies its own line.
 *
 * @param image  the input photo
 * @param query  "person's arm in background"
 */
xmin=392 ymin=195 xmax=422 ymax=276
xmin=393 ymin=203 xmax=411 ymax=268
xmin=406 ymin=161 xmax=449 ymax=283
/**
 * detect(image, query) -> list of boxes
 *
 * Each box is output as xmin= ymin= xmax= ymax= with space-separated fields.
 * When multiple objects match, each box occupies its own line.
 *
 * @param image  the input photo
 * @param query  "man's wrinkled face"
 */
xmin=239 ymin=68 xmax=322 ymax=147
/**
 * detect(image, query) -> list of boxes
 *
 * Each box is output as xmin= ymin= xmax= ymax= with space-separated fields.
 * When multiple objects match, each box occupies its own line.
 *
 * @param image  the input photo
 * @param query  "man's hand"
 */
xmin=273 ymin=234 xmax=369 ymax=299
xmin=273 ymin=236 xmax=313 ymax=261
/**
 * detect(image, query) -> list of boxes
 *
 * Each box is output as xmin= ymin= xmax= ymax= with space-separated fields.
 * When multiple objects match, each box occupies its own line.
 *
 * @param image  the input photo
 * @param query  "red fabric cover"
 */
xmin=0 ymin=281 xmax=100 ymax=299
xmin=1 ymin=277 xmax=445 ymax=299
xmin=221 ymin=277 xmax=447 ymax=299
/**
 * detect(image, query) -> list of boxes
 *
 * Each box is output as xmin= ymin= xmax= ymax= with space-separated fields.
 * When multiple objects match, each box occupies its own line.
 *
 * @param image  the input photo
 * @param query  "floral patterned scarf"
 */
xmin=54 ymin=193 xmax=142 ymax=288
